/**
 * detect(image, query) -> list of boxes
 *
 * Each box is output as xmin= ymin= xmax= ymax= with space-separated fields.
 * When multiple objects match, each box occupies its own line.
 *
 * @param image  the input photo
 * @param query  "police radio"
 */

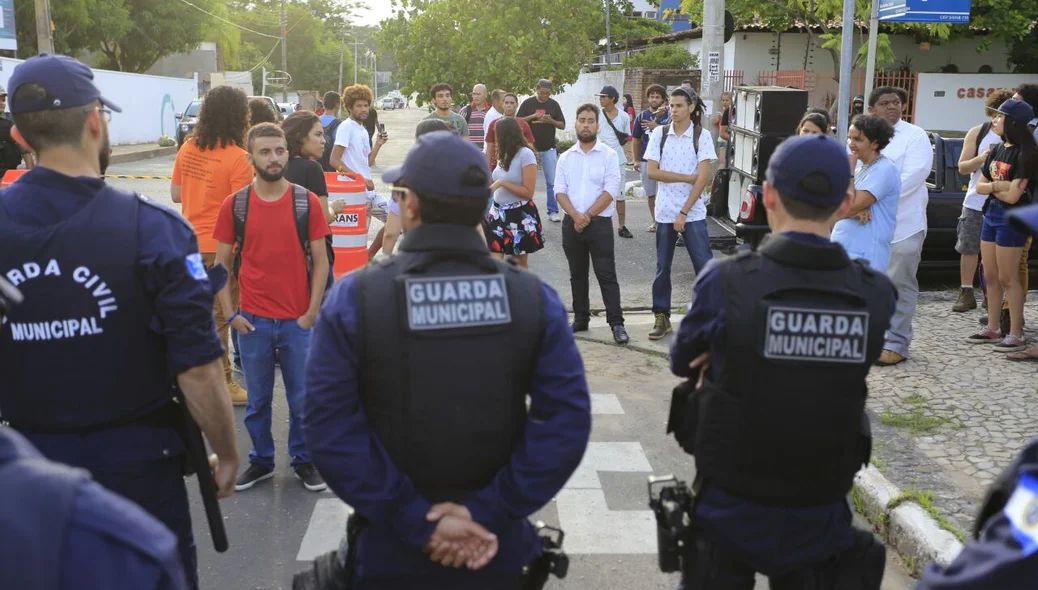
xmin=520 ymin=521 xmax=569 ymax=590
xmin=647 ymin=474 xmax=695 ymax=573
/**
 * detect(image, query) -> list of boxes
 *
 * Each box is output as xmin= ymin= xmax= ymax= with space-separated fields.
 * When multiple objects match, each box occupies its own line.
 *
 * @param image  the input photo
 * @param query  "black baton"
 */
xmin=173 ymin=384 xmax=229 ymax=552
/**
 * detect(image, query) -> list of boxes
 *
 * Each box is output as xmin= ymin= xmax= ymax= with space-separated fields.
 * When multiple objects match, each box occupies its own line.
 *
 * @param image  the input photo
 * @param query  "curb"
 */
xmin=854 ymin=465 xmax=964 ymax=572
xmin=110 ymin=145 xmax=178 ymax=166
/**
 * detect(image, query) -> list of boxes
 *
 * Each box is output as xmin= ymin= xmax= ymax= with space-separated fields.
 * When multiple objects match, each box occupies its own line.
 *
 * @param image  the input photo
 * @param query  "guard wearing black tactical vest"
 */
xmin=0 ymin=54 xmax=239 ymax=589
xmin=300 ymin=130 xmax=591 ymax=590
xmin=663 ymin=134 xmax=897 ymax=590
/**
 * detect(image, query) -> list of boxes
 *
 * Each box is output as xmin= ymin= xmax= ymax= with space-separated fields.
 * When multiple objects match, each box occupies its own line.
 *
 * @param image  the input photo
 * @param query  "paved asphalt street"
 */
xmin=104 ymin=108 xmax=914 ymax=589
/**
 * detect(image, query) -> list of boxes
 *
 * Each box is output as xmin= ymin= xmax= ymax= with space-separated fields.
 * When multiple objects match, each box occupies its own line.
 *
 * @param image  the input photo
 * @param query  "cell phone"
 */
xmin=378 ymin=123 xmax=386 ymax=134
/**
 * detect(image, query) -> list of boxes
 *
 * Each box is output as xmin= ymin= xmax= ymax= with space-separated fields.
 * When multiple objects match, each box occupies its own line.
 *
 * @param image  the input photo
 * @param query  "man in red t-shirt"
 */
xmin=212 ymin=123 xmax=331 ymax=493
xmin=485 ymin=92 xmax=535 ymax=171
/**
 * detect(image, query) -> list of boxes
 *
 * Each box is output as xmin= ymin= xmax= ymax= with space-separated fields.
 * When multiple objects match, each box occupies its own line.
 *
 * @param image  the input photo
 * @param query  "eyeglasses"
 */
xmin=83 ymin=104 xmax=112 ymax=122
xmin=389 ymin=186 xmax=409 ymax=203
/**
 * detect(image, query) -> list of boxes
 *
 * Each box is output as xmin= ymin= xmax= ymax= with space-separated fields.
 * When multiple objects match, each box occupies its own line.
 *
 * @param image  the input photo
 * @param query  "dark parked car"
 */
xmin=710 ymin=133 xmax=1038 ymax=267
xmin=175 ymin=100 xmax=202 ymax=147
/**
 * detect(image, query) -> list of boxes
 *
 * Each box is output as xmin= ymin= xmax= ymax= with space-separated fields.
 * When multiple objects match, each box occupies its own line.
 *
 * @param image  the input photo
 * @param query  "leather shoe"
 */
xmin=612 ymin=324 xmax=629 ymax=345
xmin=875 ymin=350 xmax=905 ymax=366
xmin=572 ymin=320 xmax=589 ymax=333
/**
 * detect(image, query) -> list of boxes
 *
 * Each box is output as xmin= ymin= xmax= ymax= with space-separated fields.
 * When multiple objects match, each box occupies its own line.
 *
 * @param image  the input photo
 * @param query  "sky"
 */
xmin=353 ymin=0 xmax=395 ymax=27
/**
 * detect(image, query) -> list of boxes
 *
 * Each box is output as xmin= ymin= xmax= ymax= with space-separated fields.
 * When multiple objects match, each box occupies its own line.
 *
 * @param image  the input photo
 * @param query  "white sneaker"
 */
xmin=548 ymin=212 xmax=561 ymax=222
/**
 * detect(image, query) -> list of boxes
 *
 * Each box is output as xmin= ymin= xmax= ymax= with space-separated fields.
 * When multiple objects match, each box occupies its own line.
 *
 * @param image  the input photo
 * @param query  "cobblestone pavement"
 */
xmin=865 ymin=288 xmax=1038 ymax=534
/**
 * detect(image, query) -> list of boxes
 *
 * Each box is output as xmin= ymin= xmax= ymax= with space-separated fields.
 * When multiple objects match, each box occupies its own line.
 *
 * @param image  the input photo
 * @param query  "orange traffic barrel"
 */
xmin=325 ymin=172 xmax=369 ymax=278
xmin=1 ymin=169 xmax=26 ymax=188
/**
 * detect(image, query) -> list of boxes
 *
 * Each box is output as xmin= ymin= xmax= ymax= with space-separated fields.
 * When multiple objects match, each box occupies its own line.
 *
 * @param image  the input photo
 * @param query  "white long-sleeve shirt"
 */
xmin=554 ymin=140 xmax=621 ymax=218
xmin=881 ymin=119 xmax=933 ymax=243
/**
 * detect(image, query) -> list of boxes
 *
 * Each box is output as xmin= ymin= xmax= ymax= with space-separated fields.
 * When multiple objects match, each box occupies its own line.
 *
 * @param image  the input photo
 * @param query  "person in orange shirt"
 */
xmin=171 ymin=86 xmax=254 ymax=404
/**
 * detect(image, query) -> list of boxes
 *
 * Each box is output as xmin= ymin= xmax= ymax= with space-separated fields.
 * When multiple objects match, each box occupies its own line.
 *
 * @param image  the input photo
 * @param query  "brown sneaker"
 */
xmin=228 ymin=381 xmax=248 ymax=406
xmin=648 ymin=313 xmax=671 ymax=340
xmin=875 ymin=350 xmax=906 ymax=366
xmin=951 ymin=288 xmax=977 ymax=312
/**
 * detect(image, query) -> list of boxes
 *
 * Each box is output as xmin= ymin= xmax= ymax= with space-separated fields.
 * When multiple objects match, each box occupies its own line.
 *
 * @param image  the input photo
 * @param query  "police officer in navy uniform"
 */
xmin=302 ymin=130 xmax=592 ymax=589
xmin=667 ymin=134 xmax=898 ymax=590
xmin=0 ymin=426 xmax=190 ymax=590
xmin=0 ymin=54 xmax=239 ymax=589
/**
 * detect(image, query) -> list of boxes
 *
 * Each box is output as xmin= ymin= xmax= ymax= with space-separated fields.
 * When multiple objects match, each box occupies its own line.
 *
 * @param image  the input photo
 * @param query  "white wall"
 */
xmin=554 ymin=70 xmax=626 ymax=141
xmin=0 ymin=57 xmax=199 ymax=146
xmin=686 ymin=37 xmax=737 ymax=72
xmin=914 ymin=73 xmax=1038 ymax=132
xmin=729 ymin=32 xmax=1013 ymax=78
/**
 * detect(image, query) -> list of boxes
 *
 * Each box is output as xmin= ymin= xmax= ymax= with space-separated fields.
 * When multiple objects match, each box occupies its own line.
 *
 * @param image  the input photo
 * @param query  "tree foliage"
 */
xmin=380 ymin=0 xmax=609 ymax=105
xmin=14 ymin=0 xmax=216 ymax=72
xmin=623 ymin=44 xmax=700 ymax=69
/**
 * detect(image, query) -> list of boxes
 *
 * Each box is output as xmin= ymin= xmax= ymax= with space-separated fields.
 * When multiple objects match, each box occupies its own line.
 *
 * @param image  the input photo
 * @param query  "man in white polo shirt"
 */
xmin=866 ymin=86 xmax=933 ymax=367
xmin=555 ymin=103 xmax=629 ymax=345
xmin=644 ymin=87 xmax=716 ymax=340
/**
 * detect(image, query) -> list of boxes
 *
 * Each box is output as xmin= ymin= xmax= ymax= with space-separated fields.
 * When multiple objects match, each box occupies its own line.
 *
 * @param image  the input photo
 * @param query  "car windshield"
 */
xmin=184 ymin=101 xmax=201 ymax=117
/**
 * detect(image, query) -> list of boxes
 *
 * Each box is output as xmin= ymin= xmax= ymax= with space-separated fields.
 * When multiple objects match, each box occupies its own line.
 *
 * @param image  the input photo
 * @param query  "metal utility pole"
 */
xmin=863 ymin=0 xmax=880 ymax=105
xmin=338 ymin=35 xmax=345 ymax=95
xmin=34 ymin=0 xmax=55 ymax=54
xmin=280 ymin=0 xmax=288 ymax=103
xmin=604 ymin=0 xmax=612 ymax=69
xmin=836 ymin=0 xmax=856 ymax=144
xmin=372 ymin=52 xmax=377 ymax=97
xmin=701 ymin=0 xmax=725 ymax=144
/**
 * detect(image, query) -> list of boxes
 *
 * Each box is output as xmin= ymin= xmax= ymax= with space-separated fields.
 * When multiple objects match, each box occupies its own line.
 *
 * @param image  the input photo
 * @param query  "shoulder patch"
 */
xmin=1005 ymin=473 xmax=1038 ymax=556
xmin=405 ymin=274 xmax=511 ymax=331
xmin=185 ymin=253 xmax=209 ymax=281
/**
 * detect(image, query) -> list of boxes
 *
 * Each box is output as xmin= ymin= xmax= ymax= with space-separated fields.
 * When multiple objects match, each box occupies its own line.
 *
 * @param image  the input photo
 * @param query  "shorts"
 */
xmin=955 ymin=206 xmax=983 ymax=255
xmin=367 ymin=191 xmax=389 ymax=223
xmin=484 ymin=200 xmax=545 ymax=256
xmin=640 ymin=164 xmax=658 ymax=198
xmin=981 ymin=200 xmax=1029 ymax=248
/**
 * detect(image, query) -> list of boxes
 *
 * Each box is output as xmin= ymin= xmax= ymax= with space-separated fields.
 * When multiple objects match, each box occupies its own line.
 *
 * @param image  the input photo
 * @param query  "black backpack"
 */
xmin=658 ymin=122 xmax=703 ymax=160
xmin=975 ymin=121 xmax=992 ymax=157
xmin=319 ymin=117 xmax=343 ymax=172
xmin=232 ymin=183 xmax=318 ymax=280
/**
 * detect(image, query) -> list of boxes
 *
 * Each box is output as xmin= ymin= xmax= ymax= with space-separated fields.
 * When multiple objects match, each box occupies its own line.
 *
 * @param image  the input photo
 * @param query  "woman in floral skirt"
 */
xmin=484 ymin=117 xmax=544 ymax=268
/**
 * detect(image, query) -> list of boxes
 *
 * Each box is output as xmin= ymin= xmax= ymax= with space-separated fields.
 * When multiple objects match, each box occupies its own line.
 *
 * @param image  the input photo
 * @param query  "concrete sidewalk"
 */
xmin=572 ymin=311 xmax=965 ymax=576
xmin=110 ymin=143 xmax=178 ymax=165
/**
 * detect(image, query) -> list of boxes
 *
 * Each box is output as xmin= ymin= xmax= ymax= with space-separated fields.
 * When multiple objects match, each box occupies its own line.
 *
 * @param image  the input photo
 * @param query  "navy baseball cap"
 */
xmin=537 ymin=79 xmax=553 ymax=90
xmin=992 ymin=99 xmax=1035 ymax=126
xmin=766 ymin=135 xmax=850 ymax=208
xmin=8 ymin=54 xmax=121 ymax=115
xmin=1008 ymin=204 xmax=1038 ymax=236
xmin=596 ymin=85 xmax=620 ymax=101
xmin=383 ymin=131 xmax=490 ymax=200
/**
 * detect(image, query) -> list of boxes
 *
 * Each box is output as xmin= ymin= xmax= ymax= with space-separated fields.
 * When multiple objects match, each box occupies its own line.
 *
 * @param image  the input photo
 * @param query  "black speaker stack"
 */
xmin=724 ymin=86 xmax=808 ymax=223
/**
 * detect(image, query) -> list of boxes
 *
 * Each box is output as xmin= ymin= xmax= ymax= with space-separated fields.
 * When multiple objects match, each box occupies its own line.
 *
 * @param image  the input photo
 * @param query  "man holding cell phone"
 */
xmin=331 ymin=84 xmax=392 ymax=245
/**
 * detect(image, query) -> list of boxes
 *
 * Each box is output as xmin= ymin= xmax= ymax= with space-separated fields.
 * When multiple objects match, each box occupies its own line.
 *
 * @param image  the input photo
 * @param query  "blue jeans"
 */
xmin=652 ymin=219 xmax=712 ymax=316
xmin=238 ymin=310 xmax=312 ymax=469
xmin=539 ymin=148 xmax=558 ymax=215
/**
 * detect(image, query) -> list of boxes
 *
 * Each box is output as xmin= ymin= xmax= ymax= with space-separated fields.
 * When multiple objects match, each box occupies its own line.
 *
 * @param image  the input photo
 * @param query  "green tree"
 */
xmin=14 ymin=0 xmax=217 ymax=72
xmin=379 ymin=0 xmax=608 ymax=106
xmin=623 ymin=44 xmax=700 ymax=69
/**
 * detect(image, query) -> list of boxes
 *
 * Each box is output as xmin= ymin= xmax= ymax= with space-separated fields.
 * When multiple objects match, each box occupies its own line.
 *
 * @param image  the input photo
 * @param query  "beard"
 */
xmin=577 ymin=130 xmax=596 ymax=144
xmin=99 ymin=126 xmax=111 ymax=174
xmin=255 ymin=165 xmax=284 ymax=182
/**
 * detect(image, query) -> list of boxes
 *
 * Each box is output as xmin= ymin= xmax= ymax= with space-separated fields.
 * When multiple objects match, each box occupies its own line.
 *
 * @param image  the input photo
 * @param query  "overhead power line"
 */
xmin=174 ymin=0 xmax=280 ymax=38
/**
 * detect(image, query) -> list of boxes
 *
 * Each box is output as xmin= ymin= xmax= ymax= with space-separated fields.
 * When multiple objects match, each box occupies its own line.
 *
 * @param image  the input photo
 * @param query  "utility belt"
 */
xmin=291 ymin=515 xmax=569 ymax=590
xmin=6 ymin=399 xmax=179 ymax=438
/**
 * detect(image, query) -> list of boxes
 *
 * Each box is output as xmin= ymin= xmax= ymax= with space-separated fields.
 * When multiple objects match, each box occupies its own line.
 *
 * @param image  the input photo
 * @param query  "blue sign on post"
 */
xmin=878 ymin=0 xmax=971 ymax=23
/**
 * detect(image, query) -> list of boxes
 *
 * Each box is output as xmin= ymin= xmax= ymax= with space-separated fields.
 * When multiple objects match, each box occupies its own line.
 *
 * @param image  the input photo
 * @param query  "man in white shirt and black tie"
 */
xmin=555 ymin=103 xmax=629 ymax=344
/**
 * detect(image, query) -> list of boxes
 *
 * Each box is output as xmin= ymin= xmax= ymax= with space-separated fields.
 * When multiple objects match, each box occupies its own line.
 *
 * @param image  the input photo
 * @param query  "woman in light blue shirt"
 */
xmin=832 ymin=114 xmax=901 ymax=272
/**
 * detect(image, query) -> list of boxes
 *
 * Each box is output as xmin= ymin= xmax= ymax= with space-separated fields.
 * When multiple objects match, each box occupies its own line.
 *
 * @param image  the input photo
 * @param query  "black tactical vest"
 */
xmin=353 ymin=224 xmax=544 ymax=504
xmin=0 ymin=184 xmax=171 ymax=431
xmin=692 ymin=234 xmax=896 ymax=506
